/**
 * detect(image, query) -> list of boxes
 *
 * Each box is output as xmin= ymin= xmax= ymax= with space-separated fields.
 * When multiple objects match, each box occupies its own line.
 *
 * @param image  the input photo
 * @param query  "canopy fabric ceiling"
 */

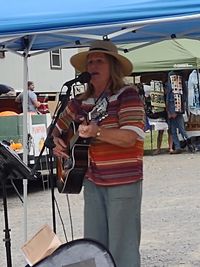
xmin=120 ymin=39 xmax=200 ymax=73
xmin=0 ymin=0 xmax=200 ymax=54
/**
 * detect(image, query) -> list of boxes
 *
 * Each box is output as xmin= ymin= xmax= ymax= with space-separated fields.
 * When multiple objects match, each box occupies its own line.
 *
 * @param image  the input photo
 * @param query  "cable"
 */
xmin=53 ymin=193 xmax=74 ymax=242
xmin=54 ymin=196 xmax=68 ymax=242
xmin=66 ymin=194 xmax=74 ymax=240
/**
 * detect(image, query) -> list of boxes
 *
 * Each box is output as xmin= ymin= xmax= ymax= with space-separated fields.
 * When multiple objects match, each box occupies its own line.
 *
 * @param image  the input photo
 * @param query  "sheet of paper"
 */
xmin=21 ymin=224 xmax=62 ymax=266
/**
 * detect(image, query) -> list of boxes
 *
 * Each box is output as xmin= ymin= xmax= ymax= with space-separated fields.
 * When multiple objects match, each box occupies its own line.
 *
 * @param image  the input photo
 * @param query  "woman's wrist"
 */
xmin=96 ymin=127 xmax=101 ymax=138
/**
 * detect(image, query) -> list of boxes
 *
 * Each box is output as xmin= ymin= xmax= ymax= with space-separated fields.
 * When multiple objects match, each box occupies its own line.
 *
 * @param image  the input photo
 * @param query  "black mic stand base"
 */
xmin=0 ymin=164 xmax=13 ymax=267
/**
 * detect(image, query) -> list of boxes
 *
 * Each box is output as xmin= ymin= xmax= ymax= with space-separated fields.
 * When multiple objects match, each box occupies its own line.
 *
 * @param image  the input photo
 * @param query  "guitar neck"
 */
xmin=68 ymin=97 xmax=108 ymax=150
xmin=69 ymin=131 xmax=79 ymax=150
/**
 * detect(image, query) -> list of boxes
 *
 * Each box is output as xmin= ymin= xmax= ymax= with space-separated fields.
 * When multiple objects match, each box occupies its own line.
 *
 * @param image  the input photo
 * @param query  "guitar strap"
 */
xmin=94 ymin=90 xmax=108 ymax=106
xmin=68 ymin=92 xmax=108 ymax=148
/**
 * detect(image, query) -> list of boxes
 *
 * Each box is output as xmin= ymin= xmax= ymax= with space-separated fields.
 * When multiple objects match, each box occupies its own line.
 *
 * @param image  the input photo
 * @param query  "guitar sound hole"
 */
xmin=64 ymin=158 xmax=73 ymax=170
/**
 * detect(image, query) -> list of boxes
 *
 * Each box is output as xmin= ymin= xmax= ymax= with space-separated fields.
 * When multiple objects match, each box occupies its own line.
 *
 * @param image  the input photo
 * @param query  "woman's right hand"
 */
xmin=53 ymin=136 xmax=68 ymax=158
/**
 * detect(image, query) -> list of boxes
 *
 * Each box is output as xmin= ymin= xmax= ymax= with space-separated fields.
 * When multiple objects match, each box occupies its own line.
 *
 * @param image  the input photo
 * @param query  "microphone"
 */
xmin=63 ymin=72 xmax=91 ymax=87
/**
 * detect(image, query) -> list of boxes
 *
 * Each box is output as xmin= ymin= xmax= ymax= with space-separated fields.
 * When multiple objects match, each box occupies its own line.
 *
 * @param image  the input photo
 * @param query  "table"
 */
xmin=146 ymin=118 xmax=168 ymax=153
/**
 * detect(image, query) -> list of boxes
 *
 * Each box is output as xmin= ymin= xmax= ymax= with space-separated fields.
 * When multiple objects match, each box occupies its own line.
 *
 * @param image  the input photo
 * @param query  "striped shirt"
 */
xmin=57 ymin=85 xmax=145 ymax=186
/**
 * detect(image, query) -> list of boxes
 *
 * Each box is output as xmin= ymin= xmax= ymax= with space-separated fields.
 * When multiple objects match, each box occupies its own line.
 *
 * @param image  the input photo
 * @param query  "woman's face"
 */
xmin=86 ymin=52 xmax=110 ymax=87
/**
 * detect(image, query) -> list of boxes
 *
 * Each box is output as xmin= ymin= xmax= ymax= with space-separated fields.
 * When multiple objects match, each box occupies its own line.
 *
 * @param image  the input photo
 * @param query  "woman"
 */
xmin=52 ymin=40 xmax=145 ymax=267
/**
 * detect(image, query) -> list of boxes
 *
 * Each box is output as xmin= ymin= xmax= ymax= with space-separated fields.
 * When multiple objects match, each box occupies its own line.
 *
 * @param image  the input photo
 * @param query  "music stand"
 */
xmin=0 ymin=141 xmax=38 ymax=267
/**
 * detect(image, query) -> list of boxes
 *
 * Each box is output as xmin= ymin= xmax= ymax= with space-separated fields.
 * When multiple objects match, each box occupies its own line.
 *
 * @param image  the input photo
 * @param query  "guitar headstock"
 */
xmin=88 ymin=97 xmax=108 ymax=123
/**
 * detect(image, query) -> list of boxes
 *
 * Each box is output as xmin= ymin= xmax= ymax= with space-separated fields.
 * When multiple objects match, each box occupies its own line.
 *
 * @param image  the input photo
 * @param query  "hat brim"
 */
xmin=70 ymin=49 xmax=133 ymax=76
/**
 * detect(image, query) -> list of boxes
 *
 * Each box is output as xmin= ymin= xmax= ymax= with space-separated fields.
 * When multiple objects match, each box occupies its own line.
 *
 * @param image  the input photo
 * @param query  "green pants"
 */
xmin=83 ymin=179 xmax=142 ymax=267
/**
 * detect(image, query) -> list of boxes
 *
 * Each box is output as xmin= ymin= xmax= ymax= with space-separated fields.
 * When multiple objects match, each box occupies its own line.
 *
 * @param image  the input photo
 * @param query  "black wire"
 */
xmin=54 ymin=196 xmax=68 ymax=242
xmin=66 ymin=194 xmax=74 ymax=240
xmin=51 ymin=193 xmax=74 ymax=242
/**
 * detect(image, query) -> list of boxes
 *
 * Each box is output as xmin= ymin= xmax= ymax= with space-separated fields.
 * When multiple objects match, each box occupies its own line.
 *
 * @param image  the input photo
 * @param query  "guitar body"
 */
xmin=57 ymin=141 xmax=89 ymax=194
xmin=56 ymin=126 xmax=89 ymax=194
xmin=56 ymin=97 xmax=108 ymax=194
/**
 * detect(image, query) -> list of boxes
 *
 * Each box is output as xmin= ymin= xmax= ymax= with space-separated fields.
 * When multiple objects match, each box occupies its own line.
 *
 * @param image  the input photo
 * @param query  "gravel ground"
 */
xmin=0 ymin=151 xmax=200 ymax=267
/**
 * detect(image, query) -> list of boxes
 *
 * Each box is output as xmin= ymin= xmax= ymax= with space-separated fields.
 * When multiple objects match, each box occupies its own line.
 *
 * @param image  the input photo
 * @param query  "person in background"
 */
xmin=153 ymin=85 xmax=173 ymax=155
xmin=166 ymin=70 xmax=194 ymax=154
xmin=153 ymin=128 xmax=173 ymax=155
xmin=15 ymin=81 xmax=41 ymax=113
xmin=142 ymin=80 xmax=173 ymax=155
xmin=187 ymin=69 xmax=200 ymax=113
xmin=52 ymin=40 xmax=145 ymax=267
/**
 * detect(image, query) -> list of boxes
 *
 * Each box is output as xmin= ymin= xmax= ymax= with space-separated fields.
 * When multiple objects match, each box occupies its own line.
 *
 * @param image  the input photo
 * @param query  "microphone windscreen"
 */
xmin=79 ymin=72 xmax=91 ymax=83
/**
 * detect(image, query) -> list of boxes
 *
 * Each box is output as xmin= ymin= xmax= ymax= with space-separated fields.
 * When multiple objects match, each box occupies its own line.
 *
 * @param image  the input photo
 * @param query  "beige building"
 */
xmin=0 ymin=48 xmax=78 ymax=93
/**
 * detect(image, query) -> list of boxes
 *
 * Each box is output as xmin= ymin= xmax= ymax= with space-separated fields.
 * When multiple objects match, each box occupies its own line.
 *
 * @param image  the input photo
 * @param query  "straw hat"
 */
xmin=70 ymin=40 xmax=133 ymax=76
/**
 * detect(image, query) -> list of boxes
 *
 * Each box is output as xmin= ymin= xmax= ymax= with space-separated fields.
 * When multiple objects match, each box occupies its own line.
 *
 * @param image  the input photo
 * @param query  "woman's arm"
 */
xmin=52 ymin=127 xmax=68 ymax=158
xmin=78 ymin=123 xmax=138 ymax=147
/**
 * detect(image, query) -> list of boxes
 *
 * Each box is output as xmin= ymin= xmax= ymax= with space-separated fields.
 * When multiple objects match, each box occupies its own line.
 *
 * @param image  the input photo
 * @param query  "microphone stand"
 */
xmin=0 ymin=163 xmax=13 ymax=267
xmin=31 ymin=85 xmax=72 ymax=233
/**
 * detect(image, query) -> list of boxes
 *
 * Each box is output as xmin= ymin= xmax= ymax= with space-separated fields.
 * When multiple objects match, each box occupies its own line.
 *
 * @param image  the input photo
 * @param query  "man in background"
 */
xmin=166 ymin=71 xmax=194 ymax=153
xmin=15 ymin=81 xmax=41 ymax=113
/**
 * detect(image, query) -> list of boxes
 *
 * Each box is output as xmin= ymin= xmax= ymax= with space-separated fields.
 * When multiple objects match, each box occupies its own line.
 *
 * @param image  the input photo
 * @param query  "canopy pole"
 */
xmin=22 ymin=54 xmax=29 ymax=242
xmin=196 ymin=68 xmax=200 ymax=89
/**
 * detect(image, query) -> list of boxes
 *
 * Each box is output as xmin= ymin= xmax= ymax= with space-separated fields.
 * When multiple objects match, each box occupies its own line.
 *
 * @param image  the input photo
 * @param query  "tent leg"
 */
xmin=150 ymin=126 xmax=153 ymax=155
xmin=22 ymin=54 xmax=29 ymax=243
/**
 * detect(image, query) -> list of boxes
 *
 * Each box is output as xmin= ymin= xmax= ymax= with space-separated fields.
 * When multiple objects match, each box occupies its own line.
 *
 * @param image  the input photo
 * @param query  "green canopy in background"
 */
xmin=120 ymin=39 xmax=200 ymax=73
xmin=120 ymin=38 xmax=200 ymax=138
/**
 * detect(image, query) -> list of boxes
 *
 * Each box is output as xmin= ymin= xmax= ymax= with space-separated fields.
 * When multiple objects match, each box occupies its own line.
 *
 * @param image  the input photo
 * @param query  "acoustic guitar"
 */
xmin=56 ymin=97 xmax=108 ymax=194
